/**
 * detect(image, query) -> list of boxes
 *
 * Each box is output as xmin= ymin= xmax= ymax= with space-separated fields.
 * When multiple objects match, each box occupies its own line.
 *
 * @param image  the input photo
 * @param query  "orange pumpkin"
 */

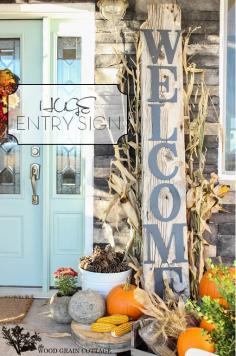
xmin=177 ymin=327 xmax=215 ymax=356
xmin=199 ymin=267 xmax=235 ymax=307
xmin=106 ymin=281 xmax=143 ymax=320
xmin=200 ymin=319 xmax=216 ymax=332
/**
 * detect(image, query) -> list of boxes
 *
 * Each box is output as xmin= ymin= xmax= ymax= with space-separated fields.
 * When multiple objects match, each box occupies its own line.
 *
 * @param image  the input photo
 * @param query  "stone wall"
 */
xmin=94 ymin=1 xmax=235 ymax=264
xmin=93 ymin=8 xmax=141 ymax=250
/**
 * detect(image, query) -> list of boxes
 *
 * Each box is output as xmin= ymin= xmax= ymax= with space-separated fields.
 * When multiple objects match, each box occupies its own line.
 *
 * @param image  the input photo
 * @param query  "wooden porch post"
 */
xmin=141 ymin=2 xmax=190 ymax=297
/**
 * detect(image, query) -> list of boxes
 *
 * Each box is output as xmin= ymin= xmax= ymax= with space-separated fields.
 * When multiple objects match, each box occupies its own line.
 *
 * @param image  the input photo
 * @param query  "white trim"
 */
xmin=42 ymin=17 xmax=51 ymax=292
xmin=219 ymin=0 xmax=236 ymax=183
xmin=0 ymin=4 xmax=95 ymax=290
xmin=83 ymin=145 xmax=94 ymax=255
xmin=0 ymin=3 xmax=94 ymax=19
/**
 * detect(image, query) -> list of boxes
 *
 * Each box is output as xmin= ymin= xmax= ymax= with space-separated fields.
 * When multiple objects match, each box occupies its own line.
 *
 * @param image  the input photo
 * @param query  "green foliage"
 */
xmin=207 ymin=259 xmax=235 ymax=310
xmin=187 ymin=262 xmax=235 ymax=356
xmin=55 ymin=275 xmax=77 ymax=297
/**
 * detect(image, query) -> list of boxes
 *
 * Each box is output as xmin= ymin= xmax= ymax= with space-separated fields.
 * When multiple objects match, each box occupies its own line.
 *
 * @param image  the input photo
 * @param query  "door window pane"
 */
xmin=225 ymin=0 xmax=236 ymax=172
xmin=0 ymin=39 xmax=21 ymax=194
xmin=0 ymin=39 xmax=20 ymax=76
xmin=0 ymin=138 xmax=20 ymax=194
xmin=56 ymin=37 xmax=81 ymax=194
xmin=57 ymin=37 xmax=81 ymax=84
xmin=56 ymin=145 xmax=81 ymax=194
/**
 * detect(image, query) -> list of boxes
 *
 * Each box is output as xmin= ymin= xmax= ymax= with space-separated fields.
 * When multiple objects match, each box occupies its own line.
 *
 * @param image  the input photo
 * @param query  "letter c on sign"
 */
xmin=150 ymin=183 xmax=180 ymax=221
xmin=148 ymin=143 xmax=178 ymax=180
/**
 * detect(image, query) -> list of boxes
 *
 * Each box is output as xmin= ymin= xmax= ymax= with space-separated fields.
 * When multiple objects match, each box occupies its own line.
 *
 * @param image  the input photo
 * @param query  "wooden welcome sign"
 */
xmin=141 ymin=3 xmax=189 ymax=297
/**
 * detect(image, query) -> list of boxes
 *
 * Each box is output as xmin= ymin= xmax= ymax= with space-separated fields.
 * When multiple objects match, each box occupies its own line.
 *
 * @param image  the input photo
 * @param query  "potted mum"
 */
xmin=79 ymin=244 xmax=131 ymax=297
xmin=50 ymin=267 xmax=78 ymax=324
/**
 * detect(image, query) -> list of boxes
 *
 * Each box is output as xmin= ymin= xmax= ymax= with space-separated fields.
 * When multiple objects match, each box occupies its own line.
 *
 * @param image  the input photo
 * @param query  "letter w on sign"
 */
xmin=141 ymin=3 xmax=189 ymax=297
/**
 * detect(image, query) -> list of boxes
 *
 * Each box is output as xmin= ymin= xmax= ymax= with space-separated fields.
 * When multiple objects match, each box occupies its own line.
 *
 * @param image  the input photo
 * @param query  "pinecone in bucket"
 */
xmin=80 ymin=245 xmax=129 ymax=273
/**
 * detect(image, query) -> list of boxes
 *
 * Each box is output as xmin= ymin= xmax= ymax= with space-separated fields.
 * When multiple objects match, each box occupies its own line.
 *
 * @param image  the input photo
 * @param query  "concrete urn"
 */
xmin=49 ymin=294 xmax=72 ymax=324
xmin=68 ymin=289 xmax=105 ymax=324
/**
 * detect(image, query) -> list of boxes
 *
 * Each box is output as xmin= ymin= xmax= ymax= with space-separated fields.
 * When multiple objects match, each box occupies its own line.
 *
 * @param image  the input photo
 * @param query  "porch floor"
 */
xmin=0 ymin=287 xmax=56 ymax=299
xmin=0 ymin=299 xmax=124 ymax=355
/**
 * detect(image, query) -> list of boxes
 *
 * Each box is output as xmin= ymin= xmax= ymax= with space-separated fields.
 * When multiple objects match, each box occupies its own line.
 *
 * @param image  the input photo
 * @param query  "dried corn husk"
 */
xmin=104 ymin=35 xmax=142 ymax=260
xmin=183 ymin=28 xmax=230 ymax=298
xmin=134 ymin=288 xmax=195 ymax=356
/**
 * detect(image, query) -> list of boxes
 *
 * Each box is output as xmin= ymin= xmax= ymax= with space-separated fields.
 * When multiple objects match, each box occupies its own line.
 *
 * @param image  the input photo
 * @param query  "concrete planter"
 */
xmin=49 ymin=294 xmax=72 ymax=324
xmin=79 ymin=267 xmax=132 ymax=298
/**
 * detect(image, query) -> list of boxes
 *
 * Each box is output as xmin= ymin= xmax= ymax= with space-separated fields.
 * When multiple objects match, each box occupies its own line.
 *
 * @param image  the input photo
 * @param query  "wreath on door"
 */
xmin=0 ymin=69 xmax=19 ymax=140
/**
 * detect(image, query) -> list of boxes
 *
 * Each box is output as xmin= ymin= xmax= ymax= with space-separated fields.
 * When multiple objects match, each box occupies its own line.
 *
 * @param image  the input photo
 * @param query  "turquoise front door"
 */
xmin=0 ymin=19 xmax=88 ymax=287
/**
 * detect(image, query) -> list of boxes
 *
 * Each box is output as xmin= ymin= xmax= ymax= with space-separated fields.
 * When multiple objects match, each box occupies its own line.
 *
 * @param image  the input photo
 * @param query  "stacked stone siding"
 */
xmin=94 ymin=1 xmax=235 ymax=264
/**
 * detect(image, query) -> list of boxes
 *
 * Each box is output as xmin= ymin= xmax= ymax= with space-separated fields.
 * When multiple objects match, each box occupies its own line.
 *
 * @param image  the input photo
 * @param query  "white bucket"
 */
xmin=79 ymin=267 xmax=132 ymax=298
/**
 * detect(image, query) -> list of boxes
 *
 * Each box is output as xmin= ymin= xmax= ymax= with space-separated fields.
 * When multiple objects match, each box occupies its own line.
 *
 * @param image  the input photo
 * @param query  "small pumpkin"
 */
xmin=199 ymin=267 xmax=235 ymax=307
xmin=106 ymin=279 xmax=143 ymax=320
xmin=177 ymin=327 xmax=215 ymax=356
xmin=200 ymin=319 xmax=216 ymax=332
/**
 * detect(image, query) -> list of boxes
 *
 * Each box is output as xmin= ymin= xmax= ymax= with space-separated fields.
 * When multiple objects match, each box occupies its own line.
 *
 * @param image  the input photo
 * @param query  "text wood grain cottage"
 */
xmin=141 ymin=3 xmax=189 ymax=297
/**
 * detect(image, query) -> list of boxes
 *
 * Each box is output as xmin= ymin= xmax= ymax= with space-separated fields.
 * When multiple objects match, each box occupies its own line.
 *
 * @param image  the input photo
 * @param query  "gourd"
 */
xmin=96 ymin=315 xmax=129 ymax=325
xmin=68 ymin=289 xmax=105 ymax=324
xmin=91 ymin=323 xmax=115 ymax=333
xmin=111 ymin=321 xmax=134 ymax=337
xmin=106 ymin=279 xmax=143 ymax=320
xmin=177 ymin=327 xmax=215 ymax=356
xmin=199 ymin=267 xmax=235 ymax=307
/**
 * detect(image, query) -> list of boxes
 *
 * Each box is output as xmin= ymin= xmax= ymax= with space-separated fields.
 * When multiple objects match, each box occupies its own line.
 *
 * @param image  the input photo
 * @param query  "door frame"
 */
xmin=0 ymin=3 xmax=95 ymax=291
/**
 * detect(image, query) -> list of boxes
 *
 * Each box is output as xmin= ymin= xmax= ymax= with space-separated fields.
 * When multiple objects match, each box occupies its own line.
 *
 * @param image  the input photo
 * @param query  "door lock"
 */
xmin=30 ymin=164 xmax=40 ymax=205
xmin=31 ymin=146 xmax=40 ymax=157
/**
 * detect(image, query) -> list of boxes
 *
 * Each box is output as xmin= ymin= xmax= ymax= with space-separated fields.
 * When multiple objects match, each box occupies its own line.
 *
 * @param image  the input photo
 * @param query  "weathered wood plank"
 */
xmin=141 ymin=3 xmax=189 ymax=296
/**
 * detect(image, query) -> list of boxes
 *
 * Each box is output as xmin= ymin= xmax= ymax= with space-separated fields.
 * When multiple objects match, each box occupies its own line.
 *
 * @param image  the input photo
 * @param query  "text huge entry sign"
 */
xmin=141 ymin=3 xmax=189 ymax=297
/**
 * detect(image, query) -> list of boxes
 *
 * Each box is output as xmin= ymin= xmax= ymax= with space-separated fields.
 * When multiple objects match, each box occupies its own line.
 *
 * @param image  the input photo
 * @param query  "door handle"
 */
xmin=30 ymin=163 xmax=40 ymax=205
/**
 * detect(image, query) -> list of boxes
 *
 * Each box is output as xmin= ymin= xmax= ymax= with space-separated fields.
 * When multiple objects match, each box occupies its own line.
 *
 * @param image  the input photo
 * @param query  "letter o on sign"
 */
xmin=150 ymin=183 xmax=180 ymax=222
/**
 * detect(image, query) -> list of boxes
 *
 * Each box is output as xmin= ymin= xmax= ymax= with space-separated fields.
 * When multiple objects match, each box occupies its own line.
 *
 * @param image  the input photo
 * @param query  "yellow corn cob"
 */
xmin=96 ymin=315 xmax=129 ymax=325
xmin=111 ymin=321 xmax=134 ymax=337
xmin=91 ymin=322 xmax=115 ymax=333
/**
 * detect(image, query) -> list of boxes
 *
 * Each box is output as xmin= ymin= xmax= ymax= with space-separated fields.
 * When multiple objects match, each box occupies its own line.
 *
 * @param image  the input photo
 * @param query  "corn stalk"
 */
xmin=183 ymin=29 xmax=230 ymax=299
xmin=103 ymin=34 xmax=143 ymax=261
